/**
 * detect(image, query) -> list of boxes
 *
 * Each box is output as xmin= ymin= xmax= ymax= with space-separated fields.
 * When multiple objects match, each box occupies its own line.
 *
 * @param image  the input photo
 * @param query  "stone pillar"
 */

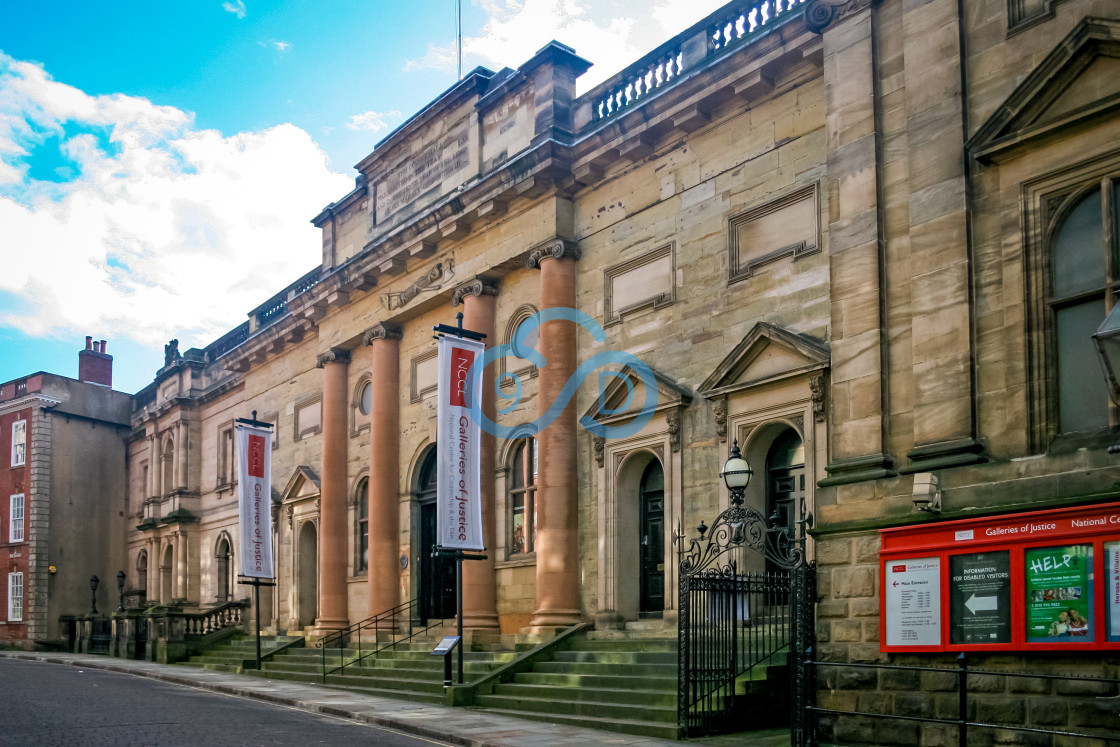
xmin=172 ymin=422 xmax=181 ymax=492
xmin=453 ymin=278 xmax=501 ymax=631
xmin=364 ymin=324 xmax=403 ymax=619
xmin=147 ymin=434 xmax=157 ymax=497
xmin=527 ymin=238 xmax=583 ymax=629
xmin=315 ymin=348 xmax=351 ymax=633
xmin=176 ymin=420 xmax=188 ymax=489
xmin=811 ymin=2 xmax=898 ymax=488
xmin=147 ymin=538 xmax=158 ymax=602
xmin=899 ymin=0 xmax=983 ymax=472
xmin=176 ymin=531 xmax=187 ymax=601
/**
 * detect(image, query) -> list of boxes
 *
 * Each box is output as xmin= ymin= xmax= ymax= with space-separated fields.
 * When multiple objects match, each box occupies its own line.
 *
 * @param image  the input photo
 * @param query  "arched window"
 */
xmin=355 ymin=477 xmax=369 ymax=573
xmin=508 ymin=438 xmax=537 ymax=555
xmin=1049 ymin=181 xmax=1119 ymax=433
xmin=136 ymin=551 xmax=148 ymax=594
xmin=501 ymin=305 xmax=540 ymax=389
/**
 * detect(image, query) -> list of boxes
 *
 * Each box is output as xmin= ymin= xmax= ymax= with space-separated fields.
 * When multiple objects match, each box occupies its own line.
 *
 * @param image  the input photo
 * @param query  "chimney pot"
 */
xmin=85 ymin=336 xmax=92 ymax=350
xmin=100 ymin=340 xmax=107 ymax=353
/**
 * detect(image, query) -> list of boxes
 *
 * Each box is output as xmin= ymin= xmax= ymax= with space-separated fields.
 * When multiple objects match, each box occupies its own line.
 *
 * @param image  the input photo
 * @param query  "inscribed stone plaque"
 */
xmin=376 ymin=120 xmax=470 ymax=221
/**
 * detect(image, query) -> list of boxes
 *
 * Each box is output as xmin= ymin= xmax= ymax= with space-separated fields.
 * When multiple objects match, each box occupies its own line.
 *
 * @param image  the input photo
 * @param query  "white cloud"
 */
xmin=346 ymin=110 xmax=402 ymax=133
xmin=273 ymin=40 xmax=292 ymax=52
xmin=404 ymin=0 xmax=729 ymax=91
xmin=0 ymin=53 xmax=352 ymax=352
xmin=222 ymin=1 xmax=247 ymax=19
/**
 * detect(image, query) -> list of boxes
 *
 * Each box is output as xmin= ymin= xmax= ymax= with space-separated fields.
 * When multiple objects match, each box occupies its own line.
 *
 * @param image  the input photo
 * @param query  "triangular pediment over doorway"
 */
xmin=968 ymin=18 xmax=1120 ymax=163
xmin=699 ymin=322 xmax=829 ymax=397
xmin=583 ymin=364 xmax=693 ymax=425
xmin=281 ymin=465 xmax=321 ymax=502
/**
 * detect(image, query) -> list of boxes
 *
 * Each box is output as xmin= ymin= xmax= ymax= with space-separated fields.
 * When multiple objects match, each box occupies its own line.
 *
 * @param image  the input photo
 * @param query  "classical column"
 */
xmin=453 ymin=278 xmax=501 ymax=631
xmin=315 ymin=348 xmax=351 ymax=632
xmin=148 ymin=433 xmax=157 ymax=498
xmin=527 ymin=238 xmax=583 ymax=629
xmin=147 ymin=538 xmax=158 ymax=601
xmin=364 ymin=324 xmax=403 ymax=619
xmin=172 ymin=422 xmax=181 ymax=492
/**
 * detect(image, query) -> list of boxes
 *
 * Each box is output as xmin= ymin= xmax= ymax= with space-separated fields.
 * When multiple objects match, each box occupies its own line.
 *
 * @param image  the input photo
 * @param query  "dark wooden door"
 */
xmin=640 ymin=460 xmax=665 ymax=615
xmin=419 ymin=500 xmax=456 ymax=622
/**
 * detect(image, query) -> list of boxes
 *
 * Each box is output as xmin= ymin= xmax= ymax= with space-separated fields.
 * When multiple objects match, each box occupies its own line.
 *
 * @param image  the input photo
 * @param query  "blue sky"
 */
xmin=0 ymin=0 xmax=726 ymax=394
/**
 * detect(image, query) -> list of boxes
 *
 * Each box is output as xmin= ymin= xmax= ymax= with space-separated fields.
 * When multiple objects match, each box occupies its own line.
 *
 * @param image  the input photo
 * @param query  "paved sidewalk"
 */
xmin=1 ymin=652 xmax=788 ymax=747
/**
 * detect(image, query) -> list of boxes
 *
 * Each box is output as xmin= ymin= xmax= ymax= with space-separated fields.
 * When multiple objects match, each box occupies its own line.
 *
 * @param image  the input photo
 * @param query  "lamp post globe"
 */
xmin=719 ymin=440 xmax=753 ymax=505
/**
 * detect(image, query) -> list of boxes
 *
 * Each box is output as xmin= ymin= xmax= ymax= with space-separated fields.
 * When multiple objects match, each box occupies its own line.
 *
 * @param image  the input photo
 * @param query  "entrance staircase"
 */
xmin=181 ymin=620 xmax=791 ymax=740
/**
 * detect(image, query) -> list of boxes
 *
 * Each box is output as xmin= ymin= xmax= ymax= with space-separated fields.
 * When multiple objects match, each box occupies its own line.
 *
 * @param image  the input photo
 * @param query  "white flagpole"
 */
xmin=457 ymin=0 xmax=462 ymax=80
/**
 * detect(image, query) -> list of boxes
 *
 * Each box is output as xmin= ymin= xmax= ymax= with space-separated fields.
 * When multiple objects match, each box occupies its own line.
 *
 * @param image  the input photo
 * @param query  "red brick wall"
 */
xmin=0 ymin=407 xmax=31 ymax=638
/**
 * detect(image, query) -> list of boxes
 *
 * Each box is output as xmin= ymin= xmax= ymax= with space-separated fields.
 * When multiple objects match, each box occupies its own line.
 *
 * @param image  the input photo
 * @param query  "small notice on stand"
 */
xmin=431 ymin=636 xmax=461 ymax=655
xmin=885 ymin=557 xmax=942 ymax=646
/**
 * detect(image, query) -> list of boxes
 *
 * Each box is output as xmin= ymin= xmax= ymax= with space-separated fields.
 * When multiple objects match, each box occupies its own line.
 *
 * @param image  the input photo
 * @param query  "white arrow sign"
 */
xmin=965 ymin=594 xmax=998 ymax=615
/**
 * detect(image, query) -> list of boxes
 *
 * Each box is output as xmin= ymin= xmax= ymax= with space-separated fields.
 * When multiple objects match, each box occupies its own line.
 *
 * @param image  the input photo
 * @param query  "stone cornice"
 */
xmin=525 ymin=238 xmax=581 ymax=269
xmin=363 ymin=323 xmax=403 ymax=345
xmin=804 ymin=0 xmax=873 ymax=34
xmin=0 ymin=393 xmax=62 ymax=416
xmin=451 ymin=277 xmax=500 ymax=307
xmin=316 ymin=348 xmax=351 ymax=368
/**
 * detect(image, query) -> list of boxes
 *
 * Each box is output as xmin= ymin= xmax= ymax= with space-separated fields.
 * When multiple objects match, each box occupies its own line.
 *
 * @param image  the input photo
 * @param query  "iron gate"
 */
xmin=89 ymin=618 xmax=112 ymax=655
xmin=677 ymin=445 xmax=815 ymax=743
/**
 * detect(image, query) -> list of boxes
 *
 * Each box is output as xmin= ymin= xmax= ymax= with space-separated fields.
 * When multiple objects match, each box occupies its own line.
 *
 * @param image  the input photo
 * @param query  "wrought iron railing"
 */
xmin=183 ymin=599 xmax=247 ymax=636
xmin=317 ymin=598 xmax=447 ymax=681
xmin=587 ymin=0 xmax=807 ymax=123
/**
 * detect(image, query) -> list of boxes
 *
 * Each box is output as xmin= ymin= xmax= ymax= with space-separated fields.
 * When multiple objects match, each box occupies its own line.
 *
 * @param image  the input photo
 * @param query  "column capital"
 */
xmin=526 ymin=238 xmax=581 ymax=269
xmin=451 ymin=277 xmax=500 ymax=307
xmin=362 ymin=322 xmax=403 ymax=345
xmin=316 ymin=348 xmax=351 ymax=368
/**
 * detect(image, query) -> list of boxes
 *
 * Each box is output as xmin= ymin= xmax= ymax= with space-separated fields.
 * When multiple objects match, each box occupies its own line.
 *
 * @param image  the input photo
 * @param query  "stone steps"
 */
xmin=476 ymin=708 xmax=680 ymax=740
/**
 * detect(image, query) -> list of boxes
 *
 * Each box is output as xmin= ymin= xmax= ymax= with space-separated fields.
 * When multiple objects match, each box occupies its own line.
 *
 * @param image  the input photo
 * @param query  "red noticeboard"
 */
xmin=879 ymin=501 xmax=1120 ymax=653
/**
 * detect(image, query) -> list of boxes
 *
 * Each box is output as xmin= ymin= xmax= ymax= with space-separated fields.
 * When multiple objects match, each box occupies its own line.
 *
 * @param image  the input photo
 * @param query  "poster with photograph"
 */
xmin=949 ymin=551 xmax=1011 ymax=644
xmin=1025 ymin=544 xmax=1093 ymax=642
xmin=1106 ymin=542 xmax=1120 ymax=643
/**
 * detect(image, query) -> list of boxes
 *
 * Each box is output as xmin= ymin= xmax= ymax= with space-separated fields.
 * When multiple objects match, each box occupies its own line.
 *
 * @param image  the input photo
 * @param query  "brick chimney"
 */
xmin=78 ymin=336 xmax=113 ymax=387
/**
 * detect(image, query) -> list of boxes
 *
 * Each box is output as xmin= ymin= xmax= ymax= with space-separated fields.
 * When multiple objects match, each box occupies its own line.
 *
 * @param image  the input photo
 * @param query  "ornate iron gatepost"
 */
xmin=676 ymin=441 xmax=815 ymax=743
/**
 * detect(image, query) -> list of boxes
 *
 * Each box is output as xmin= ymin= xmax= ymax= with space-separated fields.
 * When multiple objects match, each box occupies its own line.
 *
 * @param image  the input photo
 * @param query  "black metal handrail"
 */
xmin=805 ymin=652 xmax=1120 ymax=746
xmin=317 ymin=598 xmax=448 ymax=681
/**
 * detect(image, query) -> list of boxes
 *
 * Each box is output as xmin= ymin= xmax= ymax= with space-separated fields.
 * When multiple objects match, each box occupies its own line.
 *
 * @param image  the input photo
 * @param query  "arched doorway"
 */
xmin=297 ymin=521 xmax=318 ymax=627
xmin=416 ymin=448 xmax=455 ymax=622
xmin=215 ymin=535 xmax=232 ymax=602
xmin=639 ymin=460 xmax=666 ymax=616
xmin=765 ymin=427 xmax=805 ymax=579
xmin=136 ymin=551 xmax=148 ymax=604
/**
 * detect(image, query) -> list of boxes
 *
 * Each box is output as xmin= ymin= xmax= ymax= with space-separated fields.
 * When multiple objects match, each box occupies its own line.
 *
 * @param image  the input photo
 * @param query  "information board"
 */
xmin=949 ymin=551 xmax=1011 ymax=645
xmin=1107 ymin=542 xmax=1120 ymax=643
xmin=885 ymin=557 xmax=941 ymax=646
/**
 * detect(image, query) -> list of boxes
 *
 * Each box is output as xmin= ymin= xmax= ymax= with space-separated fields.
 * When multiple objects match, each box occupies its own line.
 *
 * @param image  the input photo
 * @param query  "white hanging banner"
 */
xmin=436 ymin=335 xmax=485 ymax=551
xmin=236 ymin=423 xmax=275 ymax=578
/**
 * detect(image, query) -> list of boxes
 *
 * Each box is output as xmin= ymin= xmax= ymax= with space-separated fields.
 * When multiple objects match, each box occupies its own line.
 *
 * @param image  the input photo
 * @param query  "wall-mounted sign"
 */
xmin=880 ymin=501 xmax=1120 ymax=652
xmin=885 ymin=557 xmax=941 ymax=646
xmin=949 ymin=551 xmax=1011 ymax=645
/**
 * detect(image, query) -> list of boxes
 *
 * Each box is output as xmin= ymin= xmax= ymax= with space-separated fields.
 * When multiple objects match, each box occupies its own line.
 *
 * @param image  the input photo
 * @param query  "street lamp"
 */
xmin=719 ymin=440 xmax=753 ymax=506
xmin=1091 ymin=304 xmax=1120 ymax=453
xmin=89 ymin=575 xmax=99 ymax=616
xmin=116 ymin=570 xmax=126 ymax=612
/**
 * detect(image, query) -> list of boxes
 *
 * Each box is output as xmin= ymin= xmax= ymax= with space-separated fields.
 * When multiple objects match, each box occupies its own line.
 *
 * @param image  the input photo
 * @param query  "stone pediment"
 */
xmin=969 ymin=18 xmax=1120 ymax=163
xmin=699 ymin=322 xmax=829 ymax=397
xmin=583 ymin=364 xmax=693 ymax=424
xmin=281 ymin=466 xmax=321 ymax=503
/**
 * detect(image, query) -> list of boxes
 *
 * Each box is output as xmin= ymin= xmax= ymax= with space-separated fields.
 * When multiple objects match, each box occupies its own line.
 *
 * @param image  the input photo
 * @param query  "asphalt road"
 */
xmin=0 ymin=658 xmax=453 ymax=747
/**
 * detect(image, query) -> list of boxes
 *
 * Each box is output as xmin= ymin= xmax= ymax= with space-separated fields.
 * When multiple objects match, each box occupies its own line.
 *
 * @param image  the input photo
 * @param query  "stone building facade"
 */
xmin=119 ymin=0 xmax=1120 ymax=741
xmin=0 ymin=338 xmax=131 ymax=649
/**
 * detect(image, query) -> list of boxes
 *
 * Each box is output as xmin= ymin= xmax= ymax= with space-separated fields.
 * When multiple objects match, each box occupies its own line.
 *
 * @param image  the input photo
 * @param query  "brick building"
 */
xmin=116 ymin=0 xmax=1120 ymax=741
xmin=0 ymin=338 xmax=131 ymax=649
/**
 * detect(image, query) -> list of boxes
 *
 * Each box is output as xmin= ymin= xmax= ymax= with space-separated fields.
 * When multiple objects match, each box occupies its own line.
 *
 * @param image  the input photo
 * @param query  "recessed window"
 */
xmin=508 ymin=438 xmax=537 ymax=556
xmin=356 ymin=477 xmax=369 ymax=573
xmin=1049 ymin=180 xmax=1119 ymax=434
xmin=217 ymin=424 xmax=235 ymax=489
xmin=11 ymin=420 xmax=26 ymax=467
xmin=295 ymin=396 xmax=322 ymax=440
xmin=9 ymin=494 xmax=24 ymax=543
xmin=8 ymin=572 xmax=23 ymax=622
xmin=359 ymin=381 xmax=372 ymax=415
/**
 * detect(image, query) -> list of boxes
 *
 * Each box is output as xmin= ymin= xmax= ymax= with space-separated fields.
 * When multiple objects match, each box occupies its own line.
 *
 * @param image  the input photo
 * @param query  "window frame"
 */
xmin=507 ymin=437 xmax=538 ymax=558
xmin=9 ymin=493 xmax=24 ymax=543
xmin=11 ymin=419 xmax=26 ymax=467
xmin=294 ymin=394 xmax=323 ymax=441
xmin=8 ymin=572 xmax=23 ymax=622
xmin=354 ymin=476 xmax=369 ymax=574
xmin=1023 ymin=158 xmax=1120 ymax=451
xmin=216 ymin=421 xmax=235 ymax=491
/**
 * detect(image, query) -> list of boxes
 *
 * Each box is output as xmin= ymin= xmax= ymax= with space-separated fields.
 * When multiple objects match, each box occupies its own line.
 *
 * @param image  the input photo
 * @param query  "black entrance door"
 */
xmin=639 ymin=460 xmax=665 ymax=615
xmin=766 ymin=429 xmax=805 ymax=579
xmin=417 ymin=450 xmax=456 ymax=623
